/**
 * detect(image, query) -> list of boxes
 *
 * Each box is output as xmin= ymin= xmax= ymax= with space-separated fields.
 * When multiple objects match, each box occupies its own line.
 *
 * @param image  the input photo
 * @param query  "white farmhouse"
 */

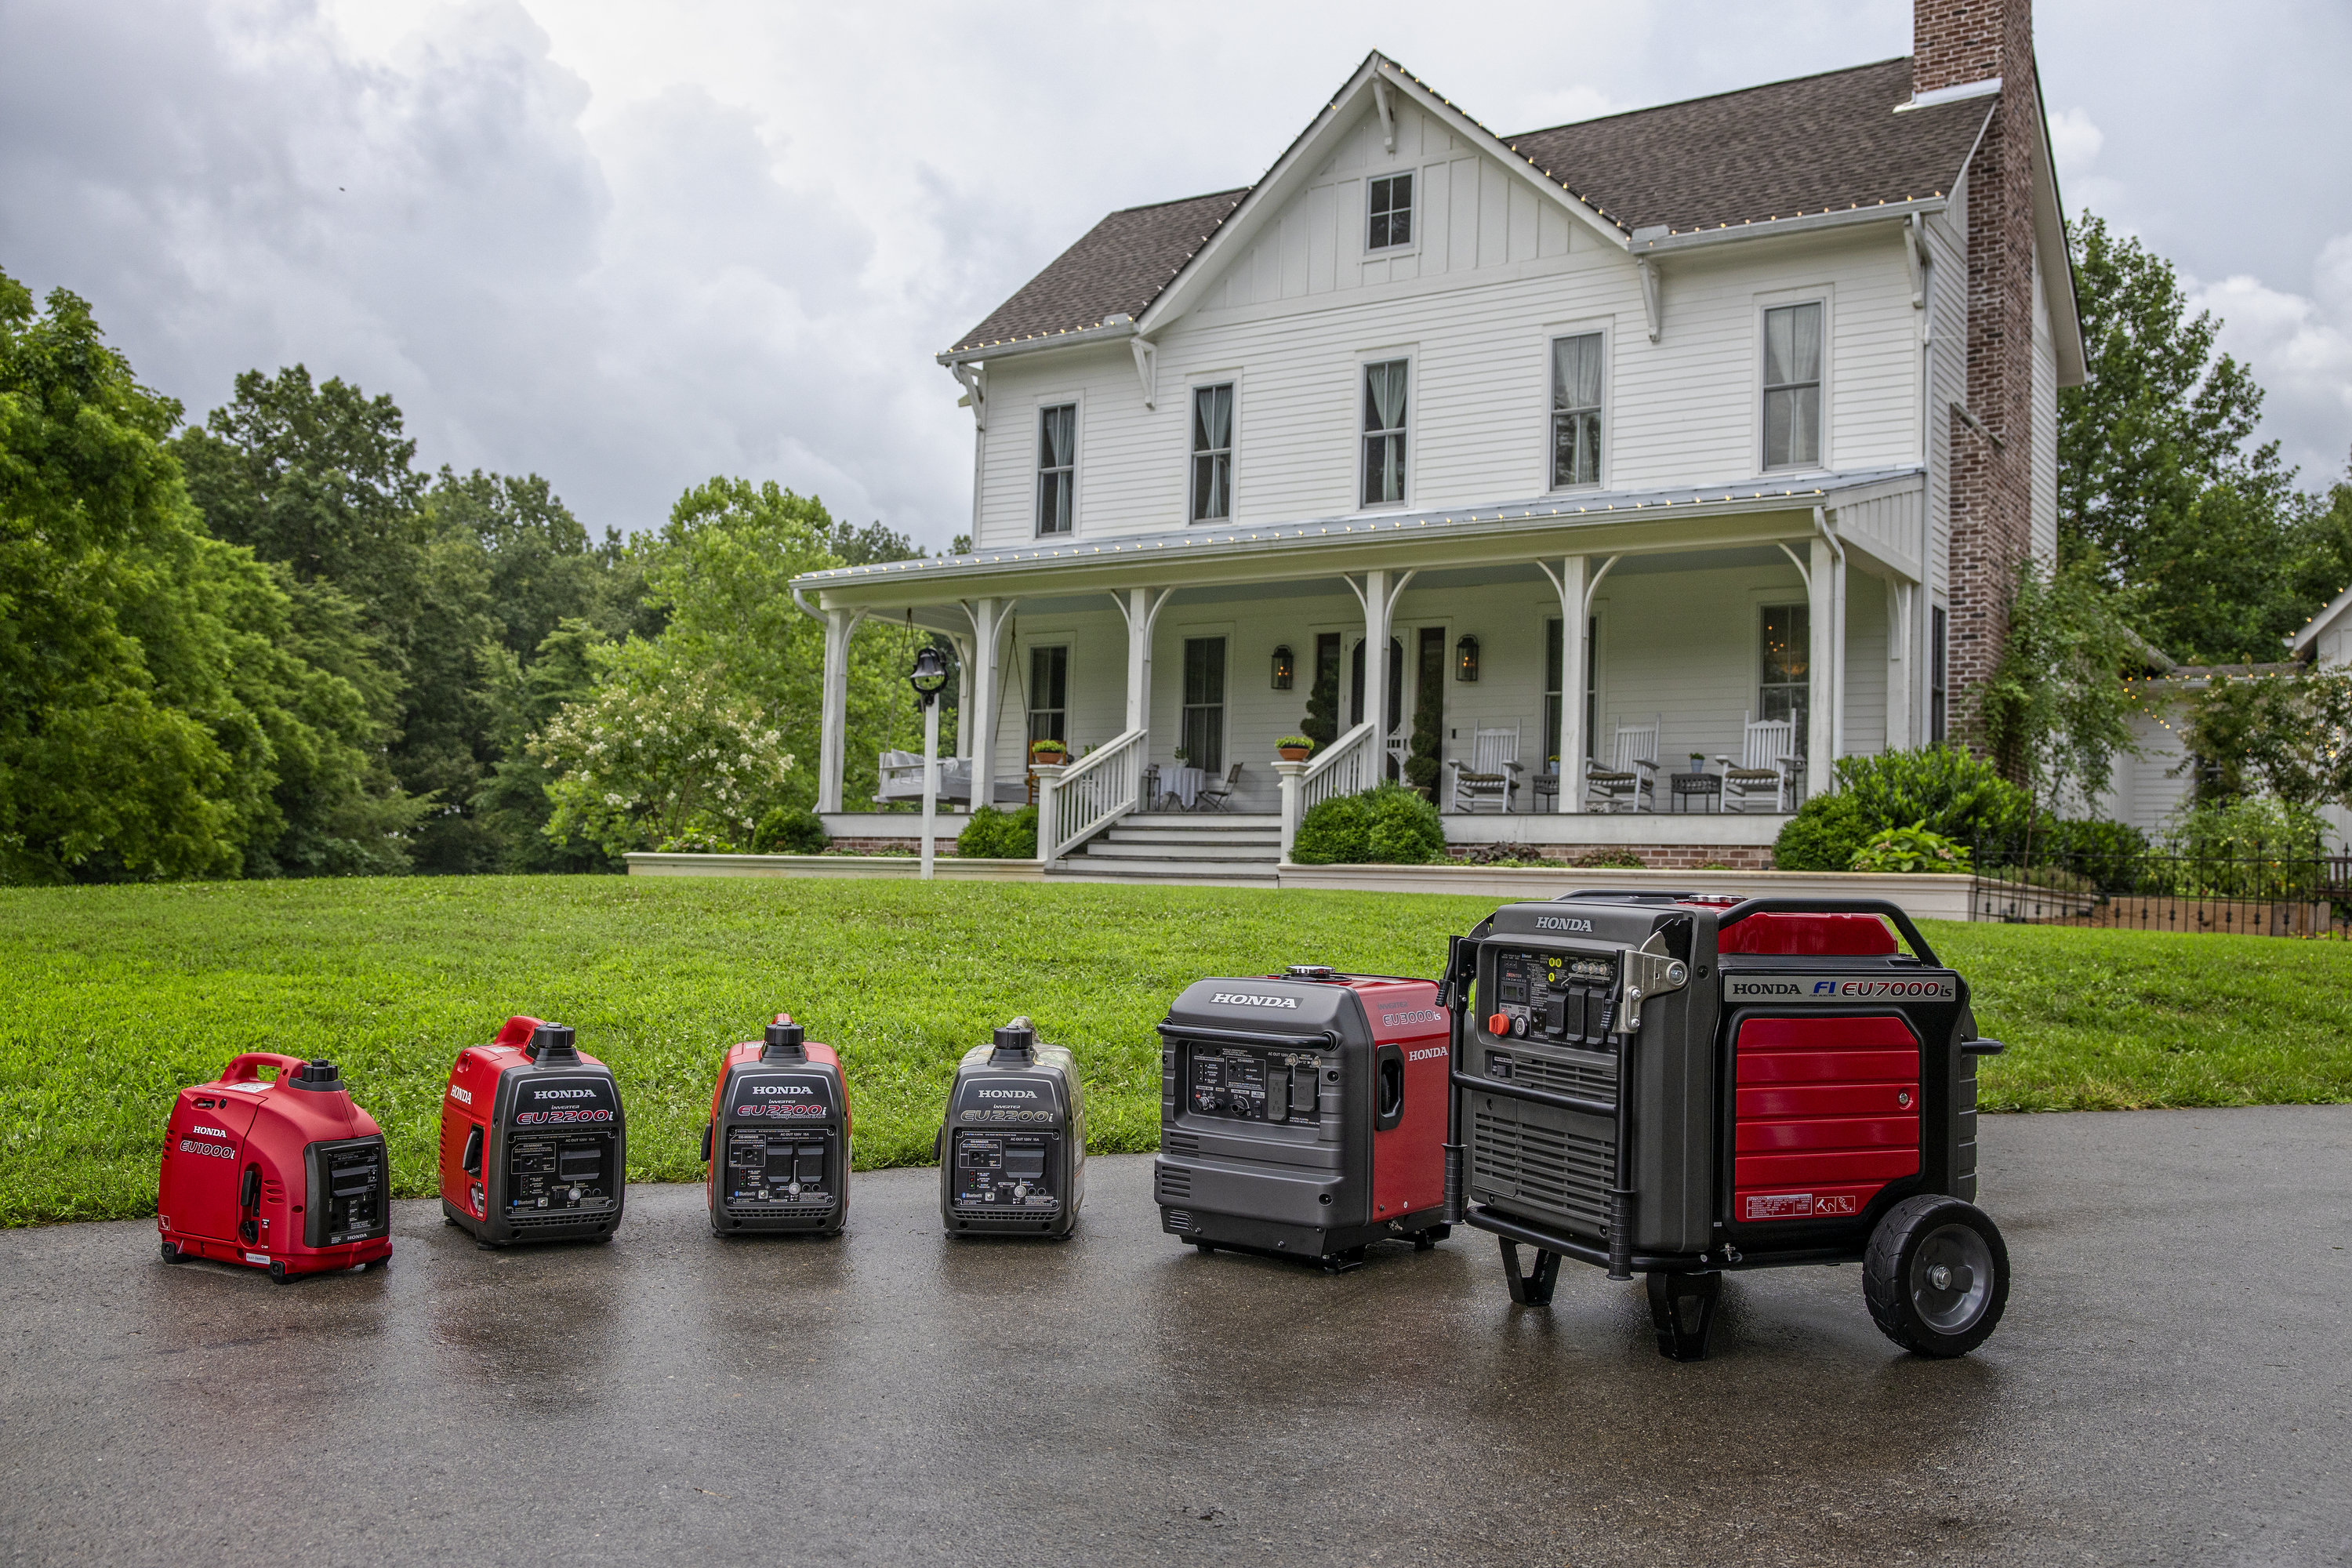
xmin=797 ymin=0 xmax=2084 ymax=877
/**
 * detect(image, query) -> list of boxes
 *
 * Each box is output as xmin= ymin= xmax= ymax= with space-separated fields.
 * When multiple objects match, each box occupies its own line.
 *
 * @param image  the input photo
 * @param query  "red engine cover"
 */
xmin=158 ymin=1053 xmax=393 ymax=1276
xmin=1732 ymin=1014 xmax=1920 ymax=1222
xmin=1346 ymin=976 xmax=1450 ymax=1225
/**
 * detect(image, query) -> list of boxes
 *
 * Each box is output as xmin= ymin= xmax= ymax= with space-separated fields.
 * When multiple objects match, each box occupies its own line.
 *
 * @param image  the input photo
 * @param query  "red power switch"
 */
xmin=1487 ymin=1013 xmax=1510 ymax=1036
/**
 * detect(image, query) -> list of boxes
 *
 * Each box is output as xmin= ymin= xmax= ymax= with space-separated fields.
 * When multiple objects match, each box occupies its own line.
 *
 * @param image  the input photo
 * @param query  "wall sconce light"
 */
xmin=1271 ymin=644 xmax=1294 ymax=690
xmin=1454 ymin=634 xmax=1480 ymax=683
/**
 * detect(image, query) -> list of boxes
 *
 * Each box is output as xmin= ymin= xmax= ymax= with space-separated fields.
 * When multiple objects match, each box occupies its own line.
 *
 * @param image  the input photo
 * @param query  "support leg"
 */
xmin=1645 ymin=1269 xmax=1722 ymax=1362
xmin=1499 ymin=1237 xmax=1563 ymax=1306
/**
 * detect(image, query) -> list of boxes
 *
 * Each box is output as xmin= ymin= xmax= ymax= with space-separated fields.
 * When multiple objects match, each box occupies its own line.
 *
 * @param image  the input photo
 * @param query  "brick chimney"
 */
xmin=1916 ymin=0 xmax=2039 ymax=746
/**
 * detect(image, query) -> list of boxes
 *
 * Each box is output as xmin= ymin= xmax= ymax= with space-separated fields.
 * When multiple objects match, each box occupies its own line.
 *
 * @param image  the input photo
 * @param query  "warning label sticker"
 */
xmin=1746 ymin=1192 xmax=1813 ymax=1219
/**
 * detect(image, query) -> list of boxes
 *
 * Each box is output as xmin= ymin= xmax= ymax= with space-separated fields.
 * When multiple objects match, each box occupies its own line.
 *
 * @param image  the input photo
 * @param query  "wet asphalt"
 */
xmin=1 ymin=1105 xmax=2347 ymax=1568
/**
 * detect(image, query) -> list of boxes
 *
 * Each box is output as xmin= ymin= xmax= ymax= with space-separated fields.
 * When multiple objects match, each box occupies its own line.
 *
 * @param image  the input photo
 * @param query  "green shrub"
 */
xmin=956 ymin=804 xmax=1037 ymax=859
xmin=1772 ymin=793 xmax=1871 ymax=870
xmin=1833 ymin=746 xmax=2031 ymax=845
xmin=1290 ymin=783 xmax=1445 ymax=865
xmin=1848 ymin=823 xmax=1973 ymax=874
xmin=750 ymin=807 xmax=830 ymax=855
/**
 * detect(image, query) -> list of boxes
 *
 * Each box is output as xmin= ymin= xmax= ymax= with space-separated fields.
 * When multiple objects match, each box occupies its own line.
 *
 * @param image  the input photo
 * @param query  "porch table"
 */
xmin=1160 ymin=766 xmax=1205 ymax=809
xmin=1668 ymin=771 xmax=1721 ymax=813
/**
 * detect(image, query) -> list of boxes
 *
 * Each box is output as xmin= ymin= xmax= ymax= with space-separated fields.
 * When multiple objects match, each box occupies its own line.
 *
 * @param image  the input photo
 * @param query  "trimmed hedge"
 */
xmin=1291 ymin=783 xmax=1446 ymax=865
xmin=956 ymin=804 xmax=1037 ymax=859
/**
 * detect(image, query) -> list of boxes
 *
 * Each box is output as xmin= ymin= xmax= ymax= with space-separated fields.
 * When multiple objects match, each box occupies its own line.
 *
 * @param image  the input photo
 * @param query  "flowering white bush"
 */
xmin=532 ymin=645 xmax=795 ymax=855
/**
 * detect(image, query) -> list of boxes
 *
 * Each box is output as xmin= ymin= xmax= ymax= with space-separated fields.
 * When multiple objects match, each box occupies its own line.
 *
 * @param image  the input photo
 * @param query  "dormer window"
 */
xmin=1368 ymin=173 xmax=1413 ymax=250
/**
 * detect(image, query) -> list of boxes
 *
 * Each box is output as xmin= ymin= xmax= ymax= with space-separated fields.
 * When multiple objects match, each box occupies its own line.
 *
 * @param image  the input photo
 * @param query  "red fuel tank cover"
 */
xmin=1719 ymin=913 xmax=1898 ymax=956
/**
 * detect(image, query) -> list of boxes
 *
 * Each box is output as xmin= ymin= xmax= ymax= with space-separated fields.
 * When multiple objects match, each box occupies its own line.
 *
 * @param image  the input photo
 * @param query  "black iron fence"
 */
xmin=1969 ymin=837 xmax=2352 ymax=938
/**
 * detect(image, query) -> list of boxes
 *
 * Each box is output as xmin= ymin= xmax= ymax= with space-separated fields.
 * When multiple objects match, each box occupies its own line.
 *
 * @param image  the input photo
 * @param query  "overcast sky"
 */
xmin=5 ymin=0 xmax=2347 ymax=549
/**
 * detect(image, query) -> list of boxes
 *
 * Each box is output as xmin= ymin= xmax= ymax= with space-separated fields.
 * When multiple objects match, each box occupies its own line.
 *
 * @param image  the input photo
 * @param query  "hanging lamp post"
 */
xmin=908 ymin=643 xmax=949 ymax=880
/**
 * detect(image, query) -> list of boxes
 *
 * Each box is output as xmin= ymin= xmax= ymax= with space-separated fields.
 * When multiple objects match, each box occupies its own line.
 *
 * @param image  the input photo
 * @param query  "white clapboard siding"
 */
xmin=973 ymin=218 xmax=1922 ymax=550
xmin=1842 ymin=576 xmax=1889 ymax=757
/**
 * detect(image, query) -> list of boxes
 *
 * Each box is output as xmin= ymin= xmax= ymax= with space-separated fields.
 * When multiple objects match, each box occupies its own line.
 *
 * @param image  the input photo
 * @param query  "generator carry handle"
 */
xmin=1715 ymin=897 xmax=1944 ymax=970
xmin=221 ymin=1052 xmax=310 ymax=1085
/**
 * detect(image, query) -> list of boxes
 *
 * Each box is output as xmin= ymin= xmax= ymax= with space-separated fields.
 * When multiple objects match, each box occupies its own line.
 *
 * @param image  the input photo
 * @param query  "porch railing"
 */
xmin=1279 ymin=722 xmax=1378 ymax=860
xmin=1038 ymin=727 xmax=1146 ymax=863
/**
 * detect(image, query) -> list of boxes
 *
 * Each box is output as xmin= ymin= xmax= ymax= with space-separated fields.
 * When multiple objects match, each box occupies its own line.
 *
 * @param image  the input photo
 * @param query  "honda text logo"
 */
xmin=193 ymin=1125 xmax=230 ymax=1139
xmin=1406 ymin=1046 xmax=1449 ymax=1062
xmin=1725 ymin=975 xmax=1955 ymax=1002
xmin=978 ymin=1088 xmax=1038 ymax=1099
xmin=532 ymin=1087 xmax=597 ymax=1100
xmin=1534 ymin=916 xmax=1595 ymax=932
xmin=751 ymin=1083 xmax=813 ymax=1096
xmin=1210 ymin=993 xmax=1299 ymax=1009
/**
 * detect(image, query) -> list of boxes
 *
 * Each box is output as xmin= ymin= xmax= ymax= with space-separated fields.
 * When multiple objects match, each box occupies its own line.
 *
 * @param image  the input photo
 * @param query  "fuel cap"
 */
xmin=287 ymin=1058 xmax=345 ymax=1092
xmin=763 ymin=1014 xmax=808 ymax=1061
xmin=524 ymin=1023 xmax=579 ymax=1062
xmin=1285 ymin=964 xmax=1338 ymax=981
xmin=990 ymin=1016 xmax=1038 ymax=1063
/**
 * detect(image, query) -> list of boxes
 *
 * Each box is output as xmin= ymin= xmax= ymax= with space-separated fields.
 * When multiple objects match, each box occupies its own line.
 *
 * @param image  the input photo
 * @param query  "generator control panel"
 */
xmin=1186 ymin=1044 xmax=1327 ymax=1125
xmin=304 ymin=1138 xmax=388 ymax=1247
xmin=952 ymin=1131 xmax=1062 ymax=1213
xmin=1489 ymin=949 xmax=1619 ymax=1046
xmin=723 ymin=1127 xmax=835 ymax=1210
xmin=507 ymin=1131 xmax=618 ymax=1215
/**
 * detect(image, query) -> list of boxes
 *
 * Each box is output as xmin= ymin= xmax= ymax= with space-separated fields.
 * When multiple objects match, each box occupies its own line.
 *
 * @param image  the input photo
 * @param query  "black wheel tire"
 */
xmin=1864 ymin=1195 xmax=2009 ymax=1356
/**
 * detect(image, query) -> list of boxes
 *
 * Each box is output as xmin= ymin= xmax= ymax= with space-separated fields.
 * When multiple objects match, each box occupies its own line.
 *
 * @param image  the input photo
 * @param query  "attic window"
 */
xmin=1368 ymin=173 xmax=1413 ymax=250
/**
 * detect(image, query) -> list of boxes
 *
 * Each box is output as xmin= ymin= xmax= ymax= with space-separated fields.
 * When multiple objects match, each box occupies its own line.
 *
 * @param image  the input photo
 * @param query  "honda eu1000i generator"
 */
xmin=439 ymin=1018 xmax=627 ymax=1246
xmin=1155 ymin=964 xmax=1450 ymax=1269
xmin=703 ymin=1014 xmax=852 ymax=1236
xmin=159 ymin=1054 xmax=392 ymax=1281
xmin=1443 ymin=894 xmax=2010 ymax=1360
xmin=938 ymin=1018 xmax=1084 ymax=1236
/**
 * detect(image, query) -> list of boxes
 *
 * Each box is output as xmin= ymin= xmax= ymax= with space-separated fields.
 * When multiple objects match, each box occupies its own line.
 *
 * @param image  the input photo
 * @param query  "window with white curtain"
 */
xmin=1762 ymin=303 xmax=1824 ymax=469
xmin=1036 ymin=403 xmax=1076 ymax=535
xmin=1190 ymin=383 xmax=1232 ymax=523
xmin=1361 ymin=359 xmax=1408 ymax=507
xmin=1549 ymin=332 xmax=1603 ymax=488
xmin=1368 ymin=173 xmax=1413 ymax=249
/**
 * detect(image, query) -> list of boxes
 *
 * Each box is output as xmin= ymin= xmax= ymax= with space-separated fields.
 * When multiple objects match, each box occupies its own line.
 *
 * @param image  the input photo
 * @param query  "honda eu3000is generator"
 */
xmin=1443 ymin=894 xmax=2010 ymax=1360
xmin=703 ymin=1014 xmax=852 ymax=1236
xmin=159 ymin=1054 xmax=392 ymax=1281
xmin=1155 ymin=965 xmax=1450 ymax=1269
xmin=938 ymin=1018 xmax=1084 ymax=1236
xmin=439 ymin=1018 xmax=627 ymax=1246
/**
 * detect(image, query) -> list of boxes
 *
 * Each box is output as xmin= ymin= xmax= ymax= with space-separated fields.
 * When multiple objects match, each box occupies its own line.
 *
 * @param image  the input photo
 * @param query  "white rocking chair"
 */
xmin=1584 ymin=716 xmax=1661 ymax=813
xmin=1722 ymin=713 xmax=1801 ymax=814
xmin=1447 ymin=725 xmax=1525 ymax=813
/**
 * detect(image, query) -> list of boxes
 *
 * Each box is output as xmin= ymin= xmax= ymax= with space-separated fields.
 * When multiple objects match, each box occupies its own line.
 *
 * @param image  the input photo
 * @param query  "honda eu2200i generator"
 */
xmin=439 ymin=1018 xmax=628 ymax=1246
xmin=159 ymin=1054 xmax=392 ymax=1281
xmin=1443 ymin=895 xmax=2010 ymax=1360
xmin=938 ymin=1018 xmax=1084 ymax=1237
xmin=1155 ymin=965 xmax=1450 ymax=1269
xmin=703 ymin=1014 xmax=852 ymax=1236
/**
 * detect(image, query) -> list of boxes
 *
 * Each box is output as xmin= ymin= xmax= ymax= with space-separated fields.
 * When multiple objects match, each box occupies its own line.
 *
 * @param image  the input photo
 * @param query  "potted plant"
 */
xmin=1171 ymin=746 xmax=1190 ymax=764
xmin=1689 ymin=752 xmax=1708 ymax=774
xmin=1276 ymin=734 xmax=1313 ymax=762
xmin=1030 ymin=738 xmax=1068 ymax=768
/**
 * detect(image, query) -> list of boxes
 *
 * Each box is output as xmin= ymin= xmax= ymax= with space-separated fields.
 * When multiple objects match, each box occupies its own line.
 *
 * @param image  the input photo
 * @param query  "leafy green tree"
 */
xmin=0 ymin=274 xmax=410 ymax=882
xmin=2179 ymin=667 xmax=2352 ymax=810
xmin=1978 ymin=560 xmax=2150 ymax=811
xmin=474 ymin=619 xmax=616 ymax=871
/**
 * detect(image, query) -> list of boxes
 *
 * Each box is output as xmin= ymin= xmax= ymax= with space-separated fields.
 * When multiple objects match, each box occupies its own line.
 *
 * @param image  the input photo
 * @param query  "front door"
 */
xmin=1181 ymin=637 xmax=1226 ymax=775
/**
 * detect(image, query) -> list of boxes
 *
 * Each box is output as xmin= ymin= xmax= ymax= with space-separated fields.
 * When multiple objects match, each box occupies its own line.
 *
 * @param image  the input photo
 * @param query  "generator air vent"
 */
xmin=1163 ymin=1133 xmax=1200 ymax=1156
xmin=1471 ymin=1112 xmax=1612 ymax=1232
xmin=1157 ymin=1167 xmax=1192 ymax=1200
xmin=1164 ymin=1209 xmax=1195 ymax=1232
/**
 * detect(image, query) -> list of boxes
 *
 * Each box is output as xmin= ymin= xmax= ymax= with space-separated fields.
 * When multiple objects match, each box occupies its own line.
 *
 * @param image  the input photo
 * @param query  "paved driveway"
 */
xmin=2 ymin=1107 xmax=2346 ymax=1566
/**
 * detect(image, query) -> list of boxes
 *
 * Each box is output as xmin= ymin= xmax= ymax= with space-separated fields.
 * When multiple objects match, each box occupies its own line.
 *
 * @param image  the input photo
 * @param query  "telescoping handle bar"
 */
xmin=1714 ymin=896 xmax=1944 ymax=970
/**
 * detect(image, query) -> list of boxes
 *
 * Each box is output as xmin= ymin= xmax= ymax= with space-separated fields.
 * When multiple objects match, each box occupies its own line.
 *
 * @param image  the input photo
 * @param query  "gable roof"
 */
xmin=945 ymin=54 xmax=1994 ymax=358
xmin=1506 ymin=58 xmax=1986 ymax=240
xmin=2291 ymin=582 xmax=2352 ymax=660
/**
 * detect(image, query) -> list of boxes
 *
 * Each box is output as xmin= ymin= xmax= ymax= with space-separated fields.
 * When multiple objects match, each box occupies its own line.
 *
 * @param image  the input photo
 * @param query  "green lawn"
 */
xmin=4 ymin=875 xmax=2347 ymax=1226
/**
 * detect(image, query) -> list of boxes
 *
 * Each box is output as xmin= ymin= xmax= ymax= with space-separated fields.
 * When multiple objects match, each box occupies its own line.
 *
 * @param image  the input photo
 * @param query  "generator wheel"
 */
xmin=1864 ymin=1196 xmax=2009 ymax=1356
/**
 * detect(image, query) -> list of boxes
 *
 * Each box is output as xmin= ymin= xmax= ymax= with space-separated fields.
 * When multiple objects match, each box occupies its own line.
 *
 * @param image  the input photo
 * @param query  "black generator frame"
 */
xmin=1439 ymin=895 xmax=1997 ymax=1352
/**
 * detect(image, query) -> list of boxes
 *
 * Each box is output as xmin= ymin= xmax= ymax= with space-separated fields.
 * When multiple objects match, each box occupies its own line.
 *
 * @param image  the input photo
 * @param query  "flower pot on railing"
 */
xmin=1276 ymin=735 xmax=1313 ymax=763
xmin=1029 ymin=743 xmax=1068 ymax=768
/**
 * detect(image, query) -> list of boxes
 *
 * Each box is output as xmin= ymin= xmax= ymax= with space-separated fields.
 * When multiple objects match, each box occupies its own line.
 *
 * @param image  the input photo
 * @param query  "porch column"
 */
xmin=1807 ymin=539 xmax=1836 ymax=799
xmin=1121 ymin=586 xmax=1171 ymax=734
xmin=1886 ymin=579 xmax=1911 ymax=752
xmin=816 ymin=608 xmax=862 ymax=815
xmin=1362 ymin=568 xmax=1392 ymax=751
xmin=951 ymin=632 xmax=975 ymax=760
xmin=967 ymin=597 xmax=1003 ymax=811
xmin=1553 ymin=557 xmax=1588 ymax=813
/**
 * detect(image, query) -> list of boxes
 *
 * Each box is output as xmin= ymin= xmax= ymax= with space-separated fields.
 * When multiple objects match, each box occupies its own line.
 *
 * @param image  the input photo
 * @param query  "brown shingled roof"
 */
xmin=947 ymin=56 xmax=1991 ymax=356
xmin=947 ymin=188 xmax=1247 ymax=354
xmin=1505 ymin=58 xmax=1987 ymax=237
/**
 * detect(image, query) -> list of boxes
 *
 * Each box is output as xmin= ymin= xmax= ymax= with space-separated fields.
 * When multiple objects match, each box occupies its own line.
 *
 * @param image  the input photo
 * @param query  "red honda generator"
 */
xmin=438 ymin=1018 xmax=627 ymax=1246
xmin=158 ymin=1053 xmax=392 ymax=1281
xmin=1154 ymin=965 xmax=1450 ymax=1270
xmin=702 ymin=1014 xmax=852 ymax=1236
xmin=1442 ymin=893 xmax=2010 ymax=1360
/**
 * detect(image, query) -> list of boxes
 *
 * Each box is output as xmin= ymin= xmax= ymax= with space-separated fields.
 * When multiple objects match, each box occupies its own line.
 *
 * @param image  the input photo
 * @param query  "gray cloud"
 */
xmin=5 ymin=0 xmax=2345 ymax=553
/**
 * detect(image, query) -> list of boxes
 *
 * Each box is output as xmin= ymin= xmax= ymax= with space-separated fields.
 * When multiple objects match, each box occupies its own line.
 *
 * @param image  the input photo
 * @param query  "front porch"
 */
xmin=796 ymin=471 xmax=1926 ymax=863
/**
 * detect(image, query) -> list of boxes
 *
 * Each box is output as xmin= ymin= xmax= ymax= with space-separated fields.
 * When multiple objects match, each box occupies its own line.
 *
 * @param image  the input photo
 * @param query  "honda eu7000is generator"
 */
xmin=1443 ymin=894 xmax=2010 ymax=1360
xmin=703 ymin=1014 xmax=852 ymax=1236
xmin=439 ymin=1018 xmax=628 ymax=1246
xmin=159 ymin=1054 xmax=392 ymax=1280
xmin=1155 ymin=965 xmax=1450 ymax=1269
xmin=938 ymin=1018 xmax=1084 ymax=1236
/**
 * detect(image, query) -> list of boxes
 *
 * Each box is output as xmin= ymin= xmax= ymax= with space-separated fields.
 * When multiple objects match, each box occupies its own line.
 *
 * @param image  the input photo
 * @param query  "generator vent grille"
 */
xmin=1163 ymin=1209 xmax=1195 ymax=1232
xmin=1156 ymin=1166 xmax=1192 ymax=1201
xmin=507 ymin=1209 xmax=613 ymax=1230
xmin=1163 ymin=1133 xmax=1200 ymax=1156
xmin=1470 ymin=1112 xmax=1612 ymax=1232
xmin=1490 ymin=1051 xmax=1616 ymax=1105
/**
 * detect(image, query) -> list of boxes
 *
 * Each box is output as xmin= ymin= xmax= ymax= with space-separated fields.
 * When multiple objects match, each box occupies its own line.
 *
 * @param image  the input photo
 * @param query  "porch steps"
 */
xmin=1047 ymin=812 xmax=1282 ymax=884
